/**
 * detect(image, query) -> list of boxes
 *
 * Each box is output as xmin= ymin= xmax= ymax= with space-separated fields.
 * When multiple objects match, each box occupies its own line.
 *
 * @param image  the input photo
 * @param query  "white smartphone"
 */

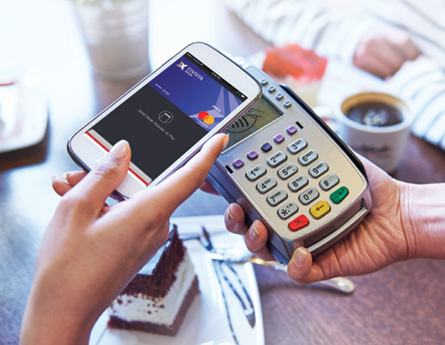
xmin=67 ymin=42 xmax=261 ymax=199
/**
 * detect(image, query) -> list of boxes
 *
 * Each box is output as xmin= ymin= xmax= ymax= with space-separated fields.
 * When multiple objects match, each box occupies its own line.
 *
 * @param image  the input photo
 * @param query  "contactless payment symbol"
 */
xmin=198 ymin=111 xmax=214 ymax=125
xmin=158 ymin=111 xmax=174 ymax=124
xmin=226 ymin=113 xmax=258 ymax=133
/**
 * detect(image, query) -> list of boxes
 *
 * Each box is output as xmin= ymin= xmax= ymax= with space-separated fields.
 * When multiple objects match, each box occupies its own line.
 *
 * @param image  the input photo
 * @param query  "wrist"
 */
xmin=20 ymin=279 xmax=97 ymax=345
xmin=400 ymin=182 xmax=445 ymax=259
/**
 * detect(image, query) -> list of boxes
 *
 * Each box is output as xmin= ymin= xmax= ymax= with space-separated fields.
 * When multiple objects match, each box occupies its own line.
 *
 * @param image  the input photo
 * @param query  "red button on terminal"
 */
xmin=288 ymin=215 xmax=309 ymax=231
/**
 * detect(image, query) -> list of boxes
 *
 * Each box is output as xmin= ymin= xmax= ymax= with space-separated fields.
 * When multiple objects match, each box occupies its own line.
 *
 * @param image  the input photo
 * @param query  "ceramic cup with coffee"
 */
xmin=320 ymin=92 xmax=412 ymax=173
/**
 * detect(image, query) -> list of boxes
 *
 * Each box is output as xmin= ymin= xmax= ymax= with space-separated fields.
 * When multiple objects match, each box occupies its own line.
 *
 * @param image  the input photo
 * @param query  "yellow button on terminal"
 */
xmin=310 ymin=200 xmax=331 ymax=219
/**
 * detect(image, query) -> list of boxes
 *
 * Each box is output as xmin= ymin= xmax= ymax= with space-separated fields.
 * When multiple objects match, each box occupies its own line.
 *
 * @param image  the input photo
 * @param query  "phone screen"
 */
xmin=86 ymin=53 xmax=247 ymax=185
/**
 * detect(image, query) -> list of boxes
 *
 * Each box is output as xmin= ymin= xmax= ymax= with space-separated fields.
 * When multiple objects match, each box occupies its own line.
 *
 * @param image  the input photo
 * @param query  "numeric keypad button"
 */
xmin=287 ymin=138 xmax=307 ymax=154
xmin=299 ymin=187 xmax=320 ymax=205
xmin=278 ymin=202 xmax=299 ymax=220
xmin=288 ymin=175 xmax=308 ymax=192
xmin=256 ymin=176 xmax=277 ymax=194
xmin=298 ymin=149 xmax=318 ymax=166
xmin=246 ymin=164 xmax=267 ymax=182
xmin=320 ymin=174 xmax=339 ymax=191
xmin=267 ymin=189 xmax=288 ymax=206
xmin=278 ymin=163 xmax=298 ymax=180
xmin=266 ymin=151 xmax=287 ymax=168
xmin=309 ymin=161 xmax=329 ymax=178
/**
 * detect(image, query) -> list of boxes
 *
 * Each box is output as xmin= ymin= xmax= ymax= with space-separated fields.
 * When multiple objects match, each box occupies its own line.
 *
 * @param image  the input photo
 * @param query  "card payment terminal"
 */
xmin=207 ymin=65 xmax=372 ymax=264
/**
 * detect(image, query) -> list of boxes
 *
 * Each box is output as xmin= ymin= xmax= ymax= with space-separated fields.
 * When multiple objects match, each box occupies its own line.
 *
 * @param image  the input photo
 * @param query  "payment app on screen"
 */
xmin=86 ymin=52 xmax=246 ymax=186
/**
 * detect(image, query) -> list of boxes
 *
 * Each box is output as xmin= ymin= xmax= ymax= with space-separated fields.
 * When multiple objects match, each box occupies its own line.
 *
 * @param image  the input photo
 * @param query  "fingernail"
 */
xmin=249 ymin=222 xmax=261 ymax=241
xmin=61 ymin=172 xmax=69 ymax=181
xmin=222 ymin=134 xmax=230 ymax=149
xmin=109 ymin=140 xmax=129 ymax=160
xmin=51 ymin=175 xmax=56 ymax=181
xmin=293 ymin=247 xmax=308 ymax=267
xmin=226 ymin=204 xmax=236 ymax=225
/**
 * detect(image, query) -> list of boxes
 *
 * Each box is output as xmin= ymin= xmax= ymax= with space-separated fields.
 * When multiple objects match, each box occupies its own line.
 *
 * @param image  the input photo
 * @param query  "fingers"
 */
xmin=64 ymin=171 xmax=88 ymax=187
xmin=353 ymin=27 xmax=420 ymax=78
xmin=199 ymin=180 xmax=219 ymax=195
xmin=225 ymin=207 xmax=328 ymax=283
xmin=64 ymin=140 xmax=131 ymax=215
xmin=287 ymin=247 xmax=325 ymax=284
xmin=225 ymin=204 xmax=275 ymax=260
xmin=355 ymin=153 xmax=394 ymax=196
xmin=224 ymin=203 xmax=249 ymax=235
xmin=245 ymin=221 xmax=275 ymax=261
xmin=52 ymin=176 xmax=72 ymax=196
xmin=387 ymin=28 xmax=420 ymax=60
xmin=225 ymin=200 xmax=337 ymax=282
xmin=128 ymin=134 xmax=229 ymax=223
xmin=52 ymin=172 xmax=88 ymax=197
xmin=354 ymin=45 xmax=401 ymax=78
xmin=373 ymin=40 xmax=406 ymax=74
xmin=225 ymin=204 xmax=332 ymax=278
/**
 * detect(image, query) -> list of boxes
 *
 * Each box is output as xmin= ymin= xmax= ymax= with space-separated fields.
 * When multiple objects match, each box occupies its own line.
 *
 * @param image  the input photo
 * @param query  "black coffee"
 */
xmin=346 ymin=102 xmax=403 ymax=127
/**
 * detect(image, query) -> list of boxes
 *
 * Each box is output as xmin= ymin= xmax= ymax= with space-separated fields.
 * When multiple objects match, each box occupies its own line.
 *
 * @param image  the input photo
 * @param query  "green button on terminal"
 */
xmin=330 ymin=186 xmax=349 ymax=204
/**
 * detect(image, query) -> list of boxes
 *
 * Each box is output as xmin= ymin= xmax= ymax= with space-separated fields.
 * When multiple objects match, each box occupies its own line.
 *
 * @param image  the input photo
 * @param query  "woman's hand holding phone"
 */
xmin=20 ymin=134 xmax=228 ymax=345
xmin=68 ymin=42 xmax=260 ymax=199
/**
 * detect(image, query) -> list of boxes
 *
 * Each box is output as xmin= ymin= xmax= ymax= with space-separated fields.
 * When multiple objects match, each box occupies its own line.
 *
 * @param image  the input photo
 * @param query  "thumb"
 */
xmin=287 ymin=247 xmax=323 ymax=284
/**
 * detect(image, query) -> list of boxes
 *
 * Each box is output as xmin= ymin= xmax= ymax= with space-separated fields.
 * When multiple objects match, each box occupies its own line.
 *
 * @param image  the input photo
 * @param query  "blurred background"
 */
xmin=1 ymin=0 xmax=444 ymax=344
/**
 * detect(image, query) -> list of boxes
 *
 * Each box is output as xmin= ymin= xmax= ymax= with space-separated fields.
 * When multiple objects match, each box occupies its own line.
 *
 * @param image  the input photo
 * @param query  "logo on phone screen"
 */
xmin=158 ymin=111 xmax=174 ymax=124
xmin=198 ymin=111 xmax=214 ymax=125
xmin=176 ymin=61 xmax=188 ymax=70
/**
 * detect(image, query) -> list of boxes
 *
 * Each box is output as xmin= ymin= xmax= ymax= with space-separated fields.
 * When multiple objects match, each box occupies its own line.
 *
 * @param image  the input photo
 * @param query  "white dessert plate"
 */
xmin=90 ymin=215 xmax=265 ymax=345
xmin=0 ymin=68 xmax=48 ymax=153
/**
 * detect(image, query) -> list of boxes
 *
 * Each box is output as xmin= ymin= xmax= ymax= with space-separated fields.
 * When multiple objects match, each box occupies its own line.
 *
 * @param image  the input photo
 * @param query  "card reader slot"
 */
xmin=225 ymin=165 xmax=234 ymax=174
xmin=306 ymin=201 xmax=370 ymax=256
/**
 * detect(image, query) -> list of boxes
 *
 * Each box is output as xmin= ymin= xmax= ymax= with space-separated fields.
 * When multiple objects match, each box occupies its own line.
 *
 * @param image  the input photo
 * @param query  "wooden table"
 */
xmin=1 ymin=1 xmax=444 ymax=344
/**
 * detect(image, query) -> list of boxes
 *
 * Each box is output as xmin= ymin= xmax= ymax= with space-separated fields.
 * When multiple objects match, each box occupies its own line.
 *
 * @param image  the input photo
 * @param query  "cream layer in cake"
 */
xmin=108 ymin=251 xmax=196 ymax=325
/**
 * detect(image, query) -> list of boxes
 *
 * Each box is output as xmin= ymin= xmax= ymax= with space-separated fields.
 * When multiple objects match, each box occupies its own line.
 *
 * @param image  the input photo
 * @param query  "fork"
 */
xmin=209 ymin=251 xmax=355 ymax=294
xmin=182 ymin=233 xmax=355 ymax=294
xmin=200 ymin=227 xmax=257 ymax=328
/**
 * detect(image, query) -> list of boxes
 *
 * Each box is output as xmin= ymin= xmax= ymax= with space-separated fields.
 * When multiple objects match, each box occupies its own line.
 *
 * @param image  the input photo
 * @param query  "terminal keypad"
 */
xmin=235 ymin=125 xmax=348 ymax=232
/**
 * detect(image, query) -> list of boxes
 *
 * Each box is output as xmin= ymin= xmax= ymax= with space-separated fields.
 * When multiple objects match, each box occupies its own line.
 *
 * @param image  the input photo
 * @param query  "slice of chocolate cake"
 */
xmin=107 ymin=225 xmax=199 ymax=336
